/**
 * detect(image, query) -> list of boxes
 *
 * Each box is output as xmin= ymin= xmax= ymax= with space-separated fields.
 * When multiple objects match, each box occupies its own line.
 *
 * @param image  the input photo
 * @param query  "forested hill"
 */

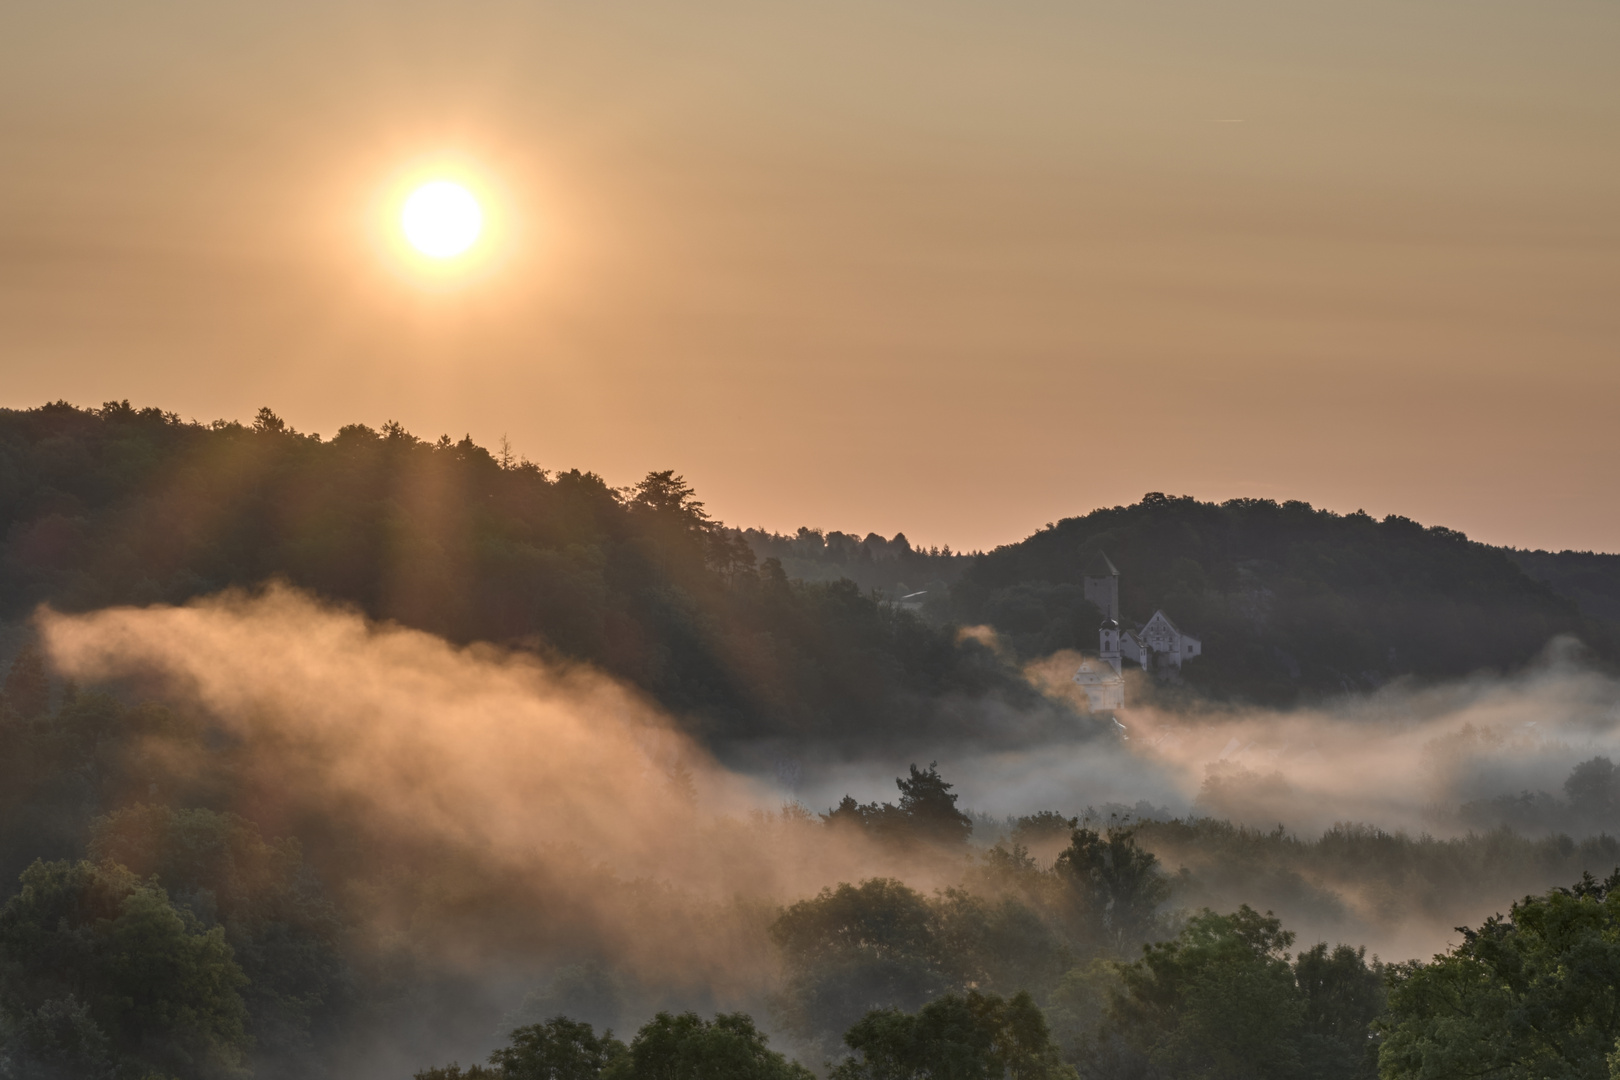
xmin=0 ymin=401 xmax=1028 ymax=743
xmin=1508 ymin=548 xmax=1620 ymax=624
xmin=953 ymin=493 xmax=1616 ymax=704
xmin=2 ymin=402 xmax=1612 ymax=725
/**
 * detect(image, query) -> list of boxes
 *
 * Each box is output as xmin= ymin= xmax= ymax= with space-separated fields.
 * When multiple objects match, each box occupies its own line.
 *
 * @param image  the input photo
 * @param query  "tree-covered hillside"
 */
xmin=732 ymin=526 xmax=971 ymax=605
xmin=0 ymin=401 xmax=1026 ymax=743
xmin=3 ymin=402 xmax=1613 ymax=723
xmin=1508 ymin=548 xmax=1620 ymax=624
xmin=953 ymin=493 xmax=1614 ymax=704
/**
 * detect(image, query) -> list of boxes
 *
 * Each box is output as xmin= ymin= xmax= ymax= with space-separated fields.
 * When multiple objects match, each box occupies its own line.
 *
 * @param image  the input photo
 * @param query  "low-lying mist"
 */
xmin=995 ymin=642 xmax=1620 ymax=836
xmin=39 ymin=588 xmax=943 ymax=988
xmin=34 ymin=589 xmax=1620 ymax=1067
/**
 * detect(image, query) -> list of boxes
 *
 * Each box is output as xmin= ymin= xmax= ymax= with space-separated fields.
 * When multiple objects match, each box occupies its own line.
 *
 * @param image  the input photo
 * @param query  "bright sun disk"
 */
xmin=402 ymin=181 xmax=483 ymax=259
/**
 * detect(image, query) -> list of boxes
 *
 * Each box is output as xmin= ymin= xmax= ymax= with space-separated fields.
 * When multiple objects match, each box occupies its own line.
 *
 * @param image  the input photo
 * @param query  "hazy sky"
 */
xmin=2 ymin=1 xmax=1616 ymax=553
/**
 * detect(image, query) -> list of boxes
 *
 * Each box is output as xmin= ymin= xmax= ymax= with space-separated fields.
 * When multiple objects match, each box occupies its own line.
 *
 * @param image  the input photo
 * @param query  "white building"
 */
xmin=1072 ymin=551 xmax=1201 ymax=710
xmin=1121 ymin=610 xmax=1202 ymax=672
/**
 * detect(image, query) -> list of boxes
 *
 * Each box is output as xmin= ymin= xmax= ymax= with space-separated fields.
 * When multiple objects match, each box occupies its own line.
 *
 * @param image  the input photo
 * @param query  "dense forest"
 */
xmin=0 ymin=401 xmax=1029 ymax=745
xmin=409 ymin=868 xmax=1620 ymax=1080
xmin=954 ymin=494 xmax=1616 ymax=704
xmin=730 ymin=527 xmax=969 ymax=611
xmin=3 ymin=401 xmax=1614 ymax=733
xmin=1509 ymin=548 xmax=1620 ymax=624
xmin=5 ymin=399 xmax=1620 ymax=1080
xmin=6 ymin=668 xmax=1620 ymax=1080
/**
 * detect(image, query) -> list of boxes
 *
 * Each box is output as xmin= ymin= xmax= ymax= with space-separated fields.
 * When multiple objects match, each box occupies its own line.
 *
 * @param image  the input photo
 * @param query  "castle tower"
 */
xmin=1099 ymin=616 xmax=1122 ymax=675
xmin=1082 ymin=550 xmax=1120 ymax=621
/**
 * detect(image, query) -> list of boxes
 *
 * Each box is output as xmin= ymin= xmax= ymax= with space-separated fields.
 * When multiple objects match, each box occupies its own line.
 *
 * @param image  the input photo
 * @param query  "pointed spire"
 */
xmin=1083 ymin=550 xmax=1119 ymax=577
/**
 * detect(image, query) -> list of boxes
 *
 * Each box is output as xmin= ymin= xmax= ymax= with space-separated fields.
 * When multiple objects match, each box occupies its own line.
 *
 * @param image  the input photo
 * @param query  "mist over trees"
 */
xmin=6 ymin=400 xmax=1620 ymax=1079
xmin=7 ymin=649 xmax=1620 ymax=1078
xmin=4 ymin=401 xmax=1615 ymax=747
xmin=0 ymin=402 xmax=1028 ymax=745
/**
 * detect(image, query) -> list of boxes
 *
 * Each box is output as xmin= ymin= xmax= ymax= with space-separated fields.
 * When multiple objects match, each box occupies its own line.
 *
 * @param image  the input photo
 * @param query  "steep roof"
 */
xmin=1083 ymin=550 xmax=1119 ymax=578
xmin=1144 ymin=609 xmax=1181 ymax=634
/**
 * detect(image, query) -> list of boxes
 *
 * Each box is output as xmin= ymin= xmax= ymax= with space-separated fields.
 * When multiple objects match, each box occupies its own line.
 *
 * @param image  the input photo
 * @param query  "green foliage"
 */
xmin=1042 ymin=959 xmax=1120 ymax=1066
xmin=770 ymin=810 xmax=1181 ymax=1054
xmin=1294 ymin=943 xmax=1384 ymax=1080
xmin=770 ymin=869 xmax=1078 ymax=1054
xmin=415 ymin=1012 xmax=805 ymax=1080
xmin=823 ymin=765 xmax=973 ymax=848
xmin=1078 ymin=906 xmax=1383 ymax=1080
xmin=772 ymin=879 xmax=950 ymax=1046
xmin=1053 ymin=828 xmax=1172 ymax=954
xmin=0 ymin=860 xmax=249 ymax=1080
xmin=895 ymin=765 xmax=974 ymax=847
xmin=0 ymin=690 xmax=184 ymax=903
xmin=0 ymin=993 xmax=115 ymax=1080
xmin=87 ymin=805 xmax=350 ymax=1072
xmin=832 ymin=991 xmax=1076 ymax=1080
xmin=606 ymin=1011 xmax=811 ymax=1080
xmin=1378 ymin=870 xmax=1620 ymax=1080
xmin=1108 ymin=906 xmax=1306 ymax=1080
xmin=492 ymin=1017 xmax=626 ymax=1080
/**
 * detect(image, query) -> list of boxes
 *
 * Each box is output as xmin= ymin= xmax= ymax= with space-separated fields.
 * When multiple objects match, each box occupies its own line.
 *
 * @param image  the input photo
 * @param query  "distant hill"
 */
xmin=951 ymin=493 xmax=1615 ymax=704
xmin=3 ymin=402 xmax=1612 ymax=726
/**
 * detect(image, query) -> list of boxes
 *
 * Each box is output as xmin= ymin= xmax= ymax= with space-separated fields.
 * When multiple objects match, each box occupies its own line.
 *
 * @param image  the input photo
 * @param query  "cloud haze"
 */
xmin=33 ymin=591 xmax=1620 ymax=977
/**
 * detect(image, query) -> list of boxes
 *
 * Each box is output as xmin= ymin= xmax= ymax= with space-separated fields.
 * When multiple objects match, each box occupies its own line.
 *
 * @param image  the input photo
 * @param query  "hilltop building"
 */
xmin=1073 ymin=550 xmax=1201 ymax=711
xmin=1122 ymin=610 xmax=1201 ymax=673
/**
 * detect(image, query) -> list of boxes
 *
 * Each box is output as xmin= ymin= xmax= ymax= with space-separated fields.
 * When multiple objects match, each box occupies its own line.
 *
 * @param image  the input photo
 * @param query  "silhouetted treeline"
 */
xmin=0 ymin=401 xmax=1028 ymax=742
xmin=1509 ymin=547 xmax=1620 ymax=624
xmin=4 ymin=403 xmax=1611 ymax=727
xmin=954 ymin=492 xmax=1615 ymax=704
xmin=732 ymin=527 xmax=972 ymax=602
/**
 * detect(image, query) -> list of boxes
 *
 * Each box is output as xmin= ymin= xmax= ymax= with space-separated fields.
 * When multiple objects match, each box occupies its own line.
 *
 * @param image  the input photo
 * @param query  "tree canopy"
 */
xmin=0 ymin=859 xmax=250 ymax=1080
xmin=954 ymin=493 xmax=1614 ymax=703
xmin=0 ymin=401 xmax=1026 ymax=743
xmin=1379 ymin=870 xmax=1620 ymax=1080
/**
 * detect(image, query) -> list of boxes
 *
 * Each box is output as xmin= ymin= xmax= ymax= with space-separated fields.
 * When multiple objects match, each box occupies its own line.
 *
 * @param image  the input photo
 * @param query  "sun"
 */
xmin=401 ymin=180 xmax=483 ymax=259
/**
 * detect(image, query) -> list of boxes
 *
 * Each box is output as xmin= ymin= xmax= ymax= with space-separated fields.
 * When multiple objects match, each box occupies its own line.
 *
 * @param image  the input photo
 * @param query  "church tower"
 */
xmin=1099 ymin=617 xmax=1122 ymax=675
xmin=1082 ymin=550 xmax=1120 ymax=621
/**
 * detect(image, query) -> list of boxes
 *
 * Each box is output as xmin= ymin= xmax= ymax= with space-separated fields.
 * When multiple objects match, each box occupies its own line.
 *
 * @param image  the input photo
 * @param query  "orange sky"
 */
xmin=2 ymin=1 xmax=1616 ymax=553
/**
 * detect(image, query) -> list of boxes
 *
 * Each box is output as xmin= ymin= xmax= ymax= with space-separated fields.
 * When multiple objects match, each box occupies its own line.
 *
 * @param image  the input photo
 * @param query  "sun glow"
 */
xmin=401 ymin=180 xmax=483 ymax=258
